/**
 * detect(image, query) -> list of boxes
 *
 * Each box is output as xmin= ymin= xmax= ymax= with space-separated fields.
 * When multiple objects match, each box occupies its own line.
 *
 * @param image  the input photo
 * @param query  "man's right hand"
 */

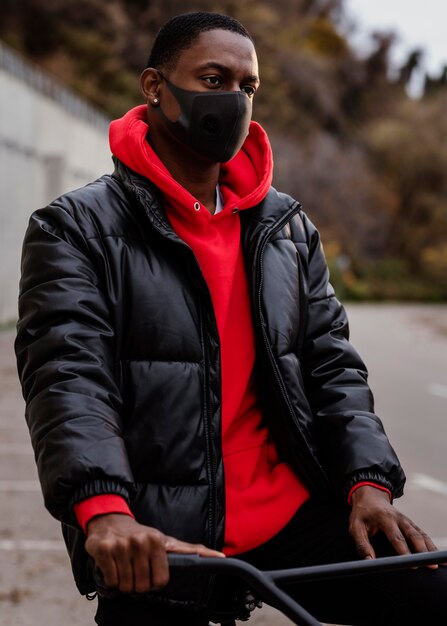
xmin=85 ymin=513 xmax=225 ymax=594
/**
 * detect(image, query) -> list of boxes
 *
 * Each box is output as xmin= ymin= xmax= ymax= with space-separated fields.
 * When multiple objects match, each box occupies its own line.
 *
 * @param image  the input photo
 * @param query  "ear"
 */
xmin=140 ymin=68 xmax=162 ymax=102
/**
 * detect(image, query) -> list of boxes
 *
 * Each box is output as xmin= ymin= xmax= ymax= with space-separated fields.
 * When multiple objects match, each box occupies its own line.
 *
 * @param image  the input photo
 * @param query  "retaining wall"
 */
xmin=0 ymin=41 xmax=112 ymax=323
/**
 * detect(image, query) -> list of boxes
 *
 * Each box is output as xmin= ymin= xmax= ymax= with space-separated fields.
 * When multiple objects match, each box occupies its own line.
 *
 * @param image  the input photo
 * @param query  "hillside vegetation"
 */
xmin=2 ymin=0 xmax=447 ymax=300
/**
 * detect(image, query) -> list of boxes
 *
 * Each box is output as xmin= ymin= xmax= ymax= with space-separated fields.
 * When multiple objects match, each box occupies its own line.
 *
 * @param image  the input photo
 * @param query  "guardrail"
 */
xmin=0 ymin=39 xmax=109 ymax=130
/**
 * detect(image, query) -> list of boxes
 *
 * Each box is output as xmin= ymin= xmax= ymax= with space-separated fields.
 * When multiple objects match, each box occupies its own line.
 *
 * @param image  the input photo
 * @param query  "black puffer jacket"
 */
xmin=15 ymin=160 xmax=405 ymax=607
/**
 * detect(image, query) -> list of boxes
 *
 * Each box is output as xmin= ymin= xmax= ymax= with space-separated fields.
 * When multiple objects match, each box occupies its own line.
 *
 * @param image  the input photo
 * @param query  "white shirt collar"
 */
xmin=214 ymin=184 xmax=224 ymax=215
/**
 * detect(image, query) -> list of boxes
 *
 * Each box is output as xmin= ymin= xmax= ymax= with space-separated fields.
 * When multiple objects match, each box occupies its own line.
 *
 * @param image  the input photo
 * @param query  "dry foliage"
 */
xmin=1 ymin=0 xmax=446 ymax=298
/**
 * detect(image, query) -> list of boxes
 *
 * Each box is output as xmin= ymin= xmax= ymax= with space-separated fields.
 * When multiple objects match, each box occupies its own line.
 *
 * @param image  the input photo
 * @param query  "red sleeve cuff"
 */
xmin=347 ymin=481 xmax=392 ymax=505
xmin=74 ymin=494 xmax=134 ymax=534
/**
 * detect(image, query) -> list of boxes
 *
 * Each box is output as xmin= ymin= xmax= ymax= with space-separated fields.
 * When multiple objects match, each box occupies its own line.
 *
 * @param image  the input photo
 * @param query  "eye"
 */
xmin=241 ymin=85 xmax=257 ymax=98
xmin=203 ymin=75 xmax=223 ymax=88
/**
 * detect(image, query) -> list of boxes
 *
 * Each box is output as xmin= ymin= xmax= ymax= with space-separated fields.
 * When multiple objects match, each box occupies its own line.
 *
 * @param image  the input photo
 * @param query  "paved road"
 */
xmin=1 ymin=304 xmax=446 ymax=626
xmin=347 ymin=304 xmax=447 ymax=547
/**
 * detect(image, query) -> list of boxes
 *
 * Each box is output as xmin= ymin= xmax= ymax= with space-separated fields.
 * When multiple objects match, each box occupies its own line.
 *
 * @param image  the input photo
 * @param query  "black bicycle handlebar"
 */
xmin=168 ymin=550 xmax=447 ymax=626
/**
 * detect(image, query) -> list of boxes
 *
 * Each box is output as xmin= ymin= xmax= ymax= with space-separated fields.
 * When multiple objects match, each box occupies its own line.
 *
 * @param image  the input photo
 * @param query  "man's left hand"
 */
xmin=348 ymin=485 xmax=438 ymax=568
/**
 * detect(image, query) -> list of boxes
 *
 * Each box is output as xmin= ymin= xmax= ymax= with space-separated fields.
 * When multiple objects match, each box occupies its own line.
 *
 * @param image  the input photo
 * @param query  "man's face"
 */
xmin=158 ymin=28 xmax=260 ymax=123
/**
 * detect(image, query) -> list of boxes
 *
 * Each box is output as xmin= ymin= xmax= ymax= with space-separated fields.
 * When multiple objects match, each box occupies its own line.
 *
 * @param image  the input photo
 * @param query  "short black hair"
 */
xmin=146 ymin=12 xmax=253 ymax=71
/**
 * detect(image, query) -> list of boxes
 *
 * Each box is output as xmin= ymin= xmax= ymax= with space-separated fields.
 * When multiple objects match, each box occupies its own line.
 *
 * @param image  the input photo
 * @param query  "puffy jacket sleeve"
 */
xmin=298 ymin=211 xmax=406 ymax=500
xmin=15 ymin=204 xmax=135 ymax=527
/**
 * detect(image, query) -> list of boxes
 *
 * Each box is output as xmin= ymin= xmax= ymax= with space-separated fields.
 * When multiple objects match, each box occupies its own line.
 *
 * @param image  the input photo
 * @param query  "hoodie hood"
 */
xmin=109 ymin=105 xmax=273 ymax=224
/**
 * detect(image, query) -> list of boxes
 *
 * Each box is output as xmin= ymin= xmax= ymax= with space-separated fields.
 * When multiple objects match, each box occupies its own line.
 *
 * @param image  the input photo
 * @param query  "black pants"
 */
xmin=95 ymin=498 xmax=447 ymax=625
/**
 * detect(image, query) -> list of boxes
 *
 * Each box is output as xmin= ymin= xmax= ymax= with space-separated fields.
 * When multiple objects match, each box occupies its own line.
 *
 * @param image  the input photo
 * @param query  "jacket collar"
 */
xmin=112 ymin=157 xmax=176 ymax=239
xmin=113 ymin=157 xmax=300 ymax=239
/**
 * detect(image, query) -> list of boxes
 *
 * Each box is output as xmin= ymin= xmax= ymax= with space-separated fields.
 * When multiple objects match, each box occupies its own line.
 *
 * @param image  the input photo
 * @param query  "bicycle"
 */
xmin=168 ymin=549 xmax=447 ymax=626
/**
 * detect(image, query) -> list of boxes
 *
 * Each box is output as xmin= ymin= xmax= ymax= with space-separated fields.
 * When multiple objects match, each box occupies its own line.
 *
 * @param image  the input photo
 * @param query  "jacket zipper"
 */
xmin=129 ymin=178 xmax=220 ymax=552
xmin=253 ymin=206 xmax=329 ymax=490
xmin=199 ymin=299 xmax=219 ymax=552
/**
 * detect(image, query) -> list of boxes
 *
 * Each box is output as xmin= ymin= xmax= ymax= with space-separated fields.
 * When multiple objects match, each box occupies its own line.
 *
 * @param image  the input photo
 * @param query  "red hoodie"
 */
xmin=74 ymin=106 xmax=389 ymax=551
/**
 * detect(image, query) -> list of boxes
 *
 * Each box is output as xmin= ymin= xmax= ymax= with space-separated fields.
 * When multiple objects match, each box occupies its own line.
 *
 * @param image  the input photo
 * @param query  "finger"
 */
xmin=412 ymin=527 xmax=442 ymax=569
xmin=114 ymin=544 xmax=135 ymax=593
xmin=401 ymin=521 xmax=437 ymax=553
xmin=95 ymin=556 xmax=119 ymax=589
xmin=195 ymin=544 xmax=226 ymax=558
xmin=131 ymin=549 xmax=152 ymax=593
xmin=398 ymin=521 xmax=432 ymax=570
xmin=383 ymin=521 xmax=412 ymax=558
xmin=401 ymin=521 xmax=439 ymax=569
xmin=165 ymin=537 xmax=225 ymax=558
xmin=117 ymin=558 xmax=134 ymax=593
xmin=88 ymin=539 xmax=120 ymax=588
xmin=422 ymin=533 xmax=438 ymax=553
xmin=149 ymin=542 xmax=170 ymax=589
xmin=349 ymin=520 xmax=376 ymax=560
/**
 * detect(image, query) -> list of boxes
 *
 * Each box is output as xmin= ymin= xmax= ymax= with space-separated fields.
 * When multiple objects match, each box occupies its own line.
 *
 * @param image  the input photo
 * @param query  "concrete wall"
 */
xmin=0 ymin=41 xmax=112 ymax=323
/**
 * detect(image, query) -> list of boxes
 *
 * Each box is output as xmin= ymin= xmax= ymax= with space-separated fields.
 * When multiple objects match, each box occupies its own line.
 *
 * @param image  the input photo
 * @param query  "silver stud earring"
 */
xmin=153 ymin=97 xmax=159 ymax=105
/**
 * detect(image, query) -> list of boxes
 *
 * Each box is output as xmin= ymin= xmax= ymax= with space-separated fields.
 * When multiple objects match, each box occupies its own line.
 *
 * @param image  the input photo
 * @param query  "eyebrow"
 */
xmin=195 ymin=61 xmax=260 ymax=84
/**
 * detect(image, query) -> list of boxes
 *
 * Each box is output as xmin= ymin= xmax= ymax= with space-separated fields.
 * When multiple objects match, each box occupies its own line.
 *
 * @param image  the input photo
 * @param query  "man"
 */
xmin=15 ymin=11 xmax=447 ymax=626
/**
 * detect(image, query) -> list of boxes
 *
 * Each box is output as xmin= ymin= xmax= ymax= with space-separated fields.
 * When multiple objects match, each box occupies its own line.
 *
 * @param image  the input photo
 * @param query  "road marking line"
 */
xmin=0 ymin=443 xmax=32 ymax=454
xmin=428 ymin=383 xmax=447 ymax=400
xmin=0 ymin=480 xmax=40 ymax=492
xmin=410 ymin=473 xmax=447 ymax=497
xmin=0 ymin=540 xmax=64 ymax=551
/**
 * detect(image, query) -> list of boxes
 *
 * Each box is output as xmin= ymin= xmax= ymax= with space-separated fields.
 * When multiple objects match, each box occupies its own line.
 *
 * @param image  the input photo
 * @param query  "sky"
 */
xmin=343 ymin=0 xmax=447 ymax=92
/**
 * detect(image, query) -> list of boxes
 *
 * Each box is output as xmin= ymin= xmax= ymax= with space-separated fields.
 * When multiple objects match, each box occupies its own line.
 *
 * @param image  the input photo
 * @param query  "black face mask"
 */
xmin=155 ymin=74 xmax=252 ymax=163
